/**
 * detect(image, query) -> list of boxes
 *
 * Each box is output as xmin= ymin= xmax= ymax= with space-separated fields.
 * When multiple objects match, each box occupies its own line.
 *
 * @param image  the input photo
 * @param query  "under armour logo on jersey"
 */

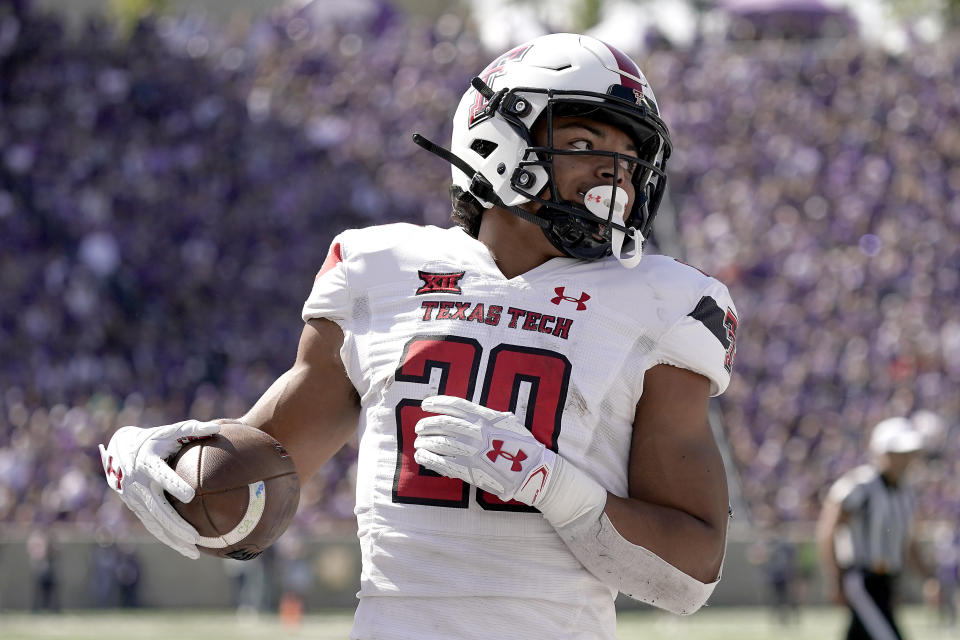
xmin=486 ymin=440 xmax=527 ymax=471
xmin=551 ymin=287 xmax=590 ymax=310
xmin=416 ymin=271 xmax=465 ymax=295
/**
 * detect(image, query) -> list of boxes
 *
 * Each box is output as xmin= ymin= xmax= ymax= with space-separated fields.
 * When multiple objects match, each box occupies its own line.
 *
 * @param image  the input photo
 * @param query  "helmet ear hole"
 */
xmin=469 ymin=139 xmax=499 ymax=158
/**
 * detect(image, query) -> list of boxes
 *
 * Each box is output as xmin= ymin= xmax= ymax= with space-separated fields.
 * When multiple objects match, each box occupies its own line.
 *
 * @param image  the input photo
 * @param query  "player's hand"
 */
xmin=98 ymin=420 xmax=220 ymax=559
xmin=413 ymin=396 xmax=557 ymax=506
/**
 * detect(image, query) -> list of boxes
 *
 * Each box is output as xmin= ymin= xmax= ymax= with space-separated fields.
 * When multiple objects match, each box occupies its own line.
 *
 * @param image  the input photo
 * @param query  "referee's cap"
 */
xmin=870 ymin=417 xmax=925 ymax=455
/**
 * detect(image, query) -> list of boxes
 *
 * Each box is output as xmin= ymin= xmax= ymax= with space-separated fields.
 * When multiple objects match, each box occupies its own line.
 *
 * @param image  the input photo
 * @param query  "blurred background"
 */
xmin=1 ymin=0 xmax=959 ymax=634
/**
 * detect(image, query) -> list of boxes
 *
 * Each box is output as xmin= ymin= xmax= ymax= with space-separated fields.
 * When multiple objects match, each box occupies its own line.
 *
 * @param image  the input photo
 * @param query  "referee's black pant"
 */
xmin=841 ymin=569 xmax=904 ymax=640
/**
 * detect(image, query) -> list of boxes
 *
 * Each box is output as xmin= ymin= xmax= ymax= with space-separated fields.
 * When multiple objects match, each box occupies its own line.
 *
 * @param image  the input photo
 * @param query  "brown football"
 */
xmin=166 ymin=422 xmax=300 ymax=560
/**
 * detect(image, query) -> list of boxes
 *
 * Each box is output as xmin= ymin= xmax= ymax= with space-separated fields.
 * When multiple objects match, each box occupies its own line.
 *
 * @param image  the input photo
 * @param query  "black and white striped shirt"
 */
xmin=828 ymin=464 xmax=916 ymax=575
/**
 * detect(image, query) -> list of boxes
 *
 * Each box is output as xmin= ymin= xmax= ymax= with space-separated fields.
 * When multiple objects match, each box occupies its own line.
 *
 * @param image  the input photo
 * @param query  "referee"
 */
xmin=817 ymin=416 xmax=935 ymax=640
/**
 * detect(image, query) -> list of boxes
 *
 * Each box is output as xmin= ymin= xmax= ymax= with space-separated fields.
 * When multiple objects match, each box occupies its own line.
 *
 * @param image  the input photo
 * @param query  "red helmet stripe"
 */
xmin=599 ymin=40 xmax=646 ymax=93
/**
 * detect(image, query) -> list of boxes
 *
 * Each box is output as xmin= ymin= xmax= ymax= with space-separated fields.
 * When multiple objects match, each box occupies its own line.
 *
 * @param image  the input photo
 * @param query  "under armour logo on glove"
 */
xmin=413 ymin=395 xmax=558 ymax=505
xmin=487 ymin=440 xmax=527 ymax=471
xmin=551 ymin=286 xmax=590 ymax=310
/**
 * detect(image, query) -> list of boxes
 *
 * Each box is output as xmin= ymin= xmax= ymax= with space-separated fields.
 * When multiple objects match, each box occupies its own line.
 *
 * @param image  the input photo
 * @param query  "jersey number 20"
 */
xmin=393 ymin=335 xmax=570 ymax=511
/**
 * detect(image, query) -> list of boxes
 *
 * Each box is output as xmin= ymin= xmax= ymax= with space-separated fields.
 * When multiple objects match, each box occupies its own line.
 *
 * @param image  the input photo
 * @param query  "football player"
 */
xmin=817 ymin=417 xmax=935 ymax=640
xmin=100 ymin=33 xmax=739 ymax=639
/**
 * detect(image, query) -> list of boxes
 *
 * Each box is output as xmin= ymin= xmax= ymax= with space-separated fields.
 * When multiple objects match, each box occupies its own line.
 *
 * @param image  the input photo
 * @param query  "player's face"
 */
xmin=493 ymin=115 xmax=641 ymax=270
xmin=880 ymin=450 xmax=921 ymax=480
xmin=535 ymin=115 xmax=638 ymax=217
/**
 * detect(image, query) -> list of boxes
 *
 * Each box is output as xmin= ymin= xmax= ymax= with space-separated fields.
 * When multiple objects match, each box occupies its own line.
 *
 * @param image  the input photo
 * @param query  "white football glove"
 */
xmin=414 ymin=396 xmax=606 ymax=525
xmin=99 ymin=420 xmax=220 ymax=559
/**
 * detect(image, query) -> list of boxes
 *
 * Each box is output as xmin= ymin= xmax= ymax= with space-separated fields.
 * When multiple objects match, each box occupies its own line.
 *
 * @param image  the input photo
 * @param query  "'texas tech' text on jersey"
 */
xmin=302 ymin=223 xmax=738 ymax=640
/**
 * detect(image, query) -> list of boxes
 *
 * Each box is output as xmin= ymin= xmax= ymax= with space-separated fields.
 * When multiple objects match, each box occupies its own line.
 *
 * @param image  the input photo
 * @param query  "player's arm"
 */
xmin=241 ymin=318 xmax=360 ymax=480
xmin=816 ymin=494 xmax=848 ymax=604
xmin=99 ymin=317 xmax=359 ymax=558
xmin=603 ymin=363 xmax=728 ymax=583
xmin=908 ymin=533 xmax=939 ymax=605
xmin=412 ymin=364 xmax=728 ymax=614
xmin=542 ymin=364 xmax=728 ymax=614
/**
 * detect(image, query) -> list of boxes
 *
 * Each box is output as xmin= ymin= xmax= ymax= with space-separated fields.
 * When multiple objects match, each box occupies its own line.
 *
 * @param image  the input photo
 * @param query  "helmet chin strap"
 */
xmin=611 ymin=225 xmax=644 ymax=268
xmin=583 ymin=185 xmax=644 ymax=268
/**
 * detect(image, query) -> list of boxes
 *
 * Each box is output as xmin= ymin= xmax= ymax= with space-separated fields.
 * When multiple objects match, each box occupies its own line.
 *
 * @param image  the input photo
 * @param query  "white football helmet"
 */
xmin=418 ymin=33 xmax=672 ymax=267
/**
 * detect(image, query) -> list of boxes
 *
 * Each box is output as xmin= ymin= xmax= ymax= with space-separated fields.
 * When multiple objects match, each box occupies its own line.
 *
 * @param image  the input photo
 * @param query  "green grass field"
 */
xmin=0 ymin=607 xmax=960 ymax=640
xmin=0 ymin=606 xmax=955 ymax=640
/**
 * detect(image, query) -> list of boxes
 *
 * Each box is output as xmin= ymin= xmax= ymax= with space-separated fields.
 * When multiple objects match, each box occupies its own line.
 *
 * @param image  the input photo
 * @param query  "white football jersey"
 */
xmin=302 ymin=224 xmax=738 ymax=640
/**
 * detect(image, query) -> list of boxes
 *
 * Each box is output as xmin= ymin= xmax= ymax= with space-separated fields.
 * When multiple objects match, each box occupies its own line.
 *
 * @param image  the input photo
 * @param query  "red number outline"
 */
xmin=476 ymin=345 xmax=570 ymax=511
xmin=392 ymin=335 xmax=481 ymax=507
xmin=392 ymin=337 xmax=570 ymax=511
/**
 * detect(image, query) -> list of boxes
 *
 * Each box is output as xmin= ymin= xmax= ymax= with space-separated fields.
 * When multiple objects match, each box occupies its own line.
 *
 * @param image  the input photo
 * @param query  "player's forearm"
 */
xmin=604 ymin=493 xmax=726 ymax=583
xmin=815 ymin=507 xmax=841 ymax=581
xmin=549 ymin=491 xmax=721 ymax=615
xmin=536 ymin=457 xmax=723 ymax=614
xmin=243 ymin=363 xmax=359 ymax=480
xmin=817 ymin=538 xmax=839 ymax=579
xmin=818 ymin=550 xmax=839 ymax=585
xmin=242 ymin=321 xmax=360 ymax=480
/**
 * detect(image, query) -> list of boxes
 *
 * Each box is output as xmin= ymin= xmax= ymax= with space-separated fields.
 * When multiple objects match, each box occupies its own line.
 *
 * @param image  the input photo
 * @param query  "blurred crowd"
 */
xmin=0 ymin=0 xmax=958 ymax=542
xmin=649 ymin=36 xmax=960 ymax=526
xmin=0 ymin=0 xmax=473 ymax=537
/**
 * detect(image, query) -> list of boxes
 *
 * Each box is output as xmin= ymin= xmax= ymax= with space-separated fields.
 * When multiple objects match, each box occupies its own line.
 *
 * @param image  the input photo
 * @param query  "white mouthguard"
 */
xmin=583 ymin=185 xmax=643 ymax=268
